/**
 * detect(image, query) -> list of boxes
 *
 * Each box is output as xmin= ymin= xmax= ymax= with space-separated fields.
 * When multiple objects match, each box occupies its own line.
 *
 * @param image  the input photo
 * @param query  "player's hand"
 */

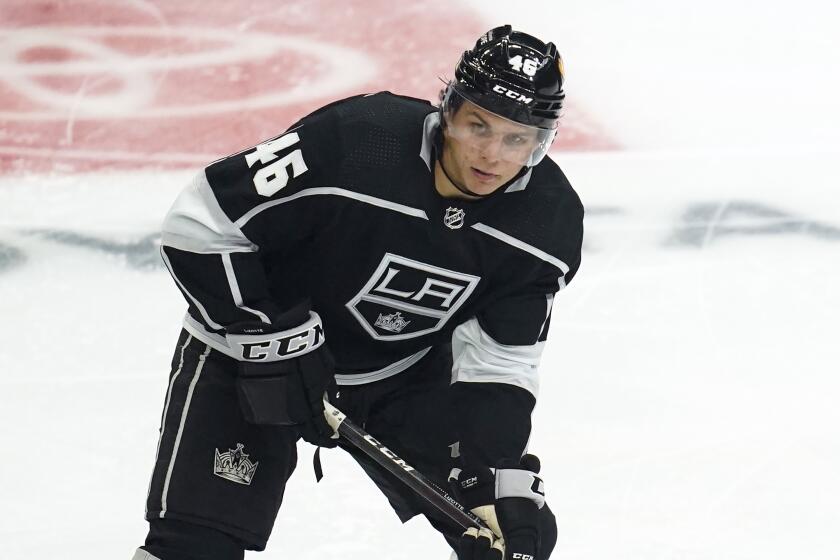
xmin=458 ymin=527 xmax=504 ymax=560
xmin=227 ymin=303 xmax=338 ymax=448
xmin=494 ymin=454 xmax=545 ymax=560
xmin=450 ymin=454 xmax=548 ymax=560
xmin=448 ymin=463 xmax=502 ymax=537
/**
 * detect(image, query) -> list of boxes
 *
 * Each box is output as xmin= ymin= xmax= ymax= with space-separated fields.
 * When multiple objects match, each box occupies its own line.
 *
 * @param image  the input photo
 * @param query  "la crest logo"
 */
xmin=347 ymin=254 xmax=480 ymax=340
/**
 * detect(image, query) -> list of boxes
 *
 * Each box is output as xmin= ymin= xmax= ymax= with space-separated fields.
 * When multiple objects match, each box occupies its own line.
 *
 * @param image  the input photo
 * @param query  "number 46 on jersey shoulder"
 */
xmin=244 ymin=132 xmax=309 ymax=197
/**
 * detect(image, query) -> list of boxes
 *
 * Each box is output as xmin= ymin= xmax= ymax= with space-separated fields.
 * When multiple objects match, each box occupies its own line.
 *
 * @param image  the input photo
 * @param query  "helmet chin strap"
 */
xmin=436 ymin=153 xmax=491 ymax=199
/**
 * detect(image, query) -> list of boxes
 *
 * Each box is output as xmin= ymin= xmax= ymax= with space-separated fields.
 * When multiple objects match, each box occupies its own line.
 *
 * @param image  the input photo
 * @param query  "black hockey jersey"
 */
xmin=160 ymin=92 xmax=583 ymax=400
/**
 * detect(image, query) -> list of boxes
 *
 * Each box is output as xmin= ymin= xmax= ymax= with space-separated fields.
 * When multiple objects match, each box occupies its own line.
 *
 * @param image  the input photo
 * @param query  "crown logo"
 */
xmin=374 ymin=311 xmax=411 ymax=333
xmin=213 ymin=443 xmax=259 ymax=485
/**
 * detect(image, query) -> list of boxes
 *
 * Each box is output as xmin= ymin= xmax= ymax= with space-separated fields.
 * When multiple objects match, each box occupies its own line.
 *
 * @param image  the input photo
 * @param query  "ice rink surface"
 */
xmin=1 ymin=1 xmax=839 ymax=558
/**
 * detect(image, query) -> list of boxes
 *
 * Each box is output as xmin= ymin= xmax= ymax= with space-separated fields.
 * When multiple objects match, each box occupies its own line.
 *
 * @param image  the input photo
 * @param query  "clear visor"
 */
xmin=441 ymin=85 xmax=557 ymax=167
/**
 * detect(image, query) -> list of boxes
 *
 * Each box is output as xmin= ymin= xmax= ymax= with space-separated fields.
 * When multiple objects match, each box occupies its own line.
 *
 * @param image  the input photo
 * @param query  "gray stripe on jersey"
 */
xmin=538 ymin=293 xmax=554 ymax=340
xmin=471 ymin=222 xmax=570 ymax=276
xmin=221 ymin=253 xmax=272 ymax=324
xmin=160 ymin=247 xmax=225 ymax=331
xmin=132 ymin=549 xmax=163 ymax=560
xmin=503 ymin=168 xmax=534 ymax=193
xmin=419 ymin=112 xmax=439 ymax=171
xmin=145 ymin=334 xmax=192 ymax=515
xmin=161 ymin=170 xmax=257 ymax=255
xmin=334 ymin=346 xmax=432 ymax=385
xmin=234 ymin=187 xmax=429 ymax=228
xmin=160 ymin=343 xmax=211 ymax=519
xmin=451 ymin=318 xmax=542 ymax=398
xmin=182 ymin=313 xmax=237 ymax=358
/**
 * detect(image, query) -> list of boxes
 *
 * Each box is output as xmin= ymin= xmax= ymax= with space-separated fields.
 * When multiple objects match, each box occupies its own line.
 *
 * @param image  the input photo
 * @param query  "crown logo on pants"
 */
xmin=213 ymin=443 xmax=259 ymax=485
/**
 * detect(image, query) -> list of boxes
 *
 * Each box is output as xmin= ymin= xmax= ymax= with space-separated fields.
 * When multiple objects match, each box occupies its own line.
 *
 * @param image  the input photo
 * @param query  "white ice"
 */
xmin=2 ymin=1 xmax=839 ymax=559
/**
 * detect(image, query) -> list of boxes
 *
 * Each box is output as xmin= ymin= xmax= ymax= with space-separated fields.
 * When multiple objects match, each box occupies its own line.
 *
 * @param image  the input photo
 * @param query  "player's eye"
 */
xmin=469 ymin=121 xmax=488 ymax=134
xmin=504 ymin=134 xmax=527 ymax=146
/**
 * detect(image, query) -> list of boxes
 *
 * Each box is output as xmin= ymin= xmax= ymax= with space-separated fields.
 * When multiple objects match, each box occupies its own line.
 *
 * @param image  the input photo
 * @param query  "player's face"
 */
xmin=440 ymin=101 xmax=540 ymax=196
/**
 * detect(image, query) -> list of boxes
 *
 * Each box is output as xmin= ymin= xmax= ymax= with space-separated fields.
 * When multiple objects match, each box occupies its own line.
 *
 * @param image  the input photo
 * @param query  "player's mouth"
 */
xmin=470 ymin=167 xmax=498 ymax=182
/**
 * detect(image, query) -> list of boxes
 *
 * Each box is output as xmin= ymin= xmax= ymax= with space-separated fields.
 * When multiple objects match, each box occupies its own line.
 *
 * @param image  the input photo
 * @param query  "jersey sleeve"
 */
xmin=448 ymin=286 xmax=559 ymax=467
xmin=159 ymin=105 xmax=339 ymax=336
xmin=450 ymin=196 xmax=584 ymax=466
xmin=452 ymin=200 xmax=583 ymax=398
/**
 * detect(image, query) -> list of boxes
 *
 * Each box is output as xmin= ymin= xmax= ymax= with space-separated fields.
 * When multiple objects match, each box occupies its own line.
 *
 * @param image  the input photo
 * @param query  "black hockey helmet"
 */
xmin=446 ymin=25 xmax=565 ymax=130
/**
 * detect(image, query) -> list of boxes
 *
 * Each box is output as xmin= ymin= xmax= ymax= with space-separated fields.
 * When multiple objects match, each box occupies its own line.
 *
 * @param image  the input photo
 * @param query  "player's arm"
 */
xmin=448 ymin=284 xmax=564 ymax=560
xmin=159 ymin=112 xmax=340 ymax=446
xmin=450 ymin=281 xmax=558 ymax=465
xmin=449 ymin=214 xmax=582 ymax=559
xmin=451 ymin=190 xmax=583 ymax=463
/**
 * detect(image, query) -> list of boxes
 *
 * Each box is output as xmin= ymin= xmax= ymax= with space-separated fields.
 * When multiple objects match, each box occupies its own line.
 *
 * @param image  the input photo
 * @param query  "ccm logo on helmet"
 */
xmin=492 ymin=85 xmax=533 ymax=104
xmin=512 ymin=554 xmax=535 ymax=560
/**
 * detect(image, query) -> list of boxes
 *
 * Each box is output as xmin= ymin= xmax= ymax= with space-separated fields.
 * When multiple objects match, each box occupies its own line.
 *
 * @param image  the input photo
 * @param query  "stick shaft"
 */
xmin=323 ymin=400 xmax=486 ymax=531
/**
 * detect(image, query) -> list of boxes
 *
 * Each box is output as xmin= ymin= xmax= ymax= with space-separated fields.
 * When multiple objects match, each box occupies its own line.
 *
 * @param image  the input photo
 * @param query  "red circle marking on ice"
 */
xmin=0 ymin=0 xmax=618 ymax=174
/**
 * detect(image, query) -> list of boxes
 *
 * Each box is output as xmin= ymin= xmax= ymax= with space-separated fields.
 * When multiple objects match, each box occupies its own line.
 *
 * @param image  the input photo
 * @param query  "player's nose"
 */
xmin=478 ymin=136 xmax=504 ymax=163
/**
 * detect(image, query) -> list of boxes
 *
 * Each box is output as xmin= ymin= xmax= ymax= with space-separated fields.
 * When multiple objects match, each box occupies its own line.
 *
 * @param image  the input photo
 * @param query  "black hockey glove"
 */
xmin=450 ymin=454 xmax=547 ymax=560
xmin=458 ymin=527 xmax=505 ymax=560
xmin=226 ymin=303 xmax=338 ymax=448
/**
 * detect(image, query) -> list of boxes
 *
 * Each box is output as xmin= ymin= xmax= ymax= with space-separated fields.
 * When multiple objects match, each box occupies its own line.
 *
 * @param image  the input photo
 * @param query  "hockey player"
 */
xmin=134 ymin=25 xmax=582 ymax=560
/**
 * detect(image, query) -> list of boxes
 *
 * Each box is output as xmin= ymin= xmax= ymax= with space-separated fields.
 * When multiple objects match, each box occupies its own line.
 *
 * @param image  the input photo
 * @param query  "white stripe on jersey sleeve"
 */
xmin=539 ymin=293 xmax=554 ymax=340
xmin=161 ymin=170 xmax=258 ymax=255
xmin=234 ymin=186 xmax=429 ymax=228
xmin=160 ymin=247 xmax=224 ymax=331
xmin=221 ymin=253 xmax=272 ymax=325
xmin=471 ymin=223 xmax=570 ymax=276
xmin=451 ymin=317 xmax=543 ymax=398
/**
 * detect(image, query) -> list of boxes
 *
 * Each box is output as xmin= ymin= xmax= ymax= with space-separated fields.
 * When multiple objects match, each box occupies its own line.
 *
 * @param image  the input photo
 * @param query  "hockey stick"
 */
xmin=323 ymin=400 xmax=489 ymax=532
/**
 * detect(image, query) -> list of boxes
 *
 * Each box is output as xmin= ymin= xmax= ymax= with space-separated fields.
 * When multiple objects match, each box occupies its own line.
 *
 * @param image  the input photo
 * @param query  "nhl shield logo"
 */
xmin=444 ymin=207 xmax=465 ymax=229
xmin=347 ymin=253 xmax=481 ymax=341
xmin=213 ymin=443 xmax=259 ymax=485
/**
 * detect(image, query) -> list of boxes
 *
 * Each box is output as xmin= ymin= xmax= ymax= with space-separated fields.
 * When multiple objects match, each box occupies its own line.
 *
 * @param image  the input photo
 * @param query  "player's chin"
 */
xmin=470 ymin=183 xmax=502 ymax=196
xmin=467 ymin=169 xmax=504 ymax=195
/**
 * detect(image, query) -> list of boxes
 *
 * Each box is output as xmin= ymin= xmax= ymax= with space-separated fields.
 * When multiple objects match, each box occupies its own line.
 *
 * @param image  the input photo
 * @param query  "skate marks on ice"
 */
xmin=24 ymin=229 xmax=162 ymax=269
xmin=666 ymin=201 xmax=840 ymax=247
xmin=0 ymin=229 xmax=162 ymax=273
xmin=2 ymin=199 xmax=839 ymax=276
xmin=582 ymin=199 xmax=840 ymax=254
xmin=0 ymin=242 xmax=26 ymax=272
xmin=0 ymin=199 xmax=833 ymax=282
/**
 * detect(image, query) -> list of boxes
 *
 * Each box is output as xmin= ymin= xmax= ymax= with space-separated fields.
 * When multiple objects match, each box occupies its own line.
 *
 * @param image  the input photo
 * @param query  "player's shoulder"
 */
xmin=204 ymin=92 xmax=435 ymax=195
xmin=210 ymin=91 xmax=434 ymax=163
xmin=297 ymin=91 xmax=436 ymax=133
xmin=482 ymin=156 xmax=584 ymax=267
xmin=336 ymin=91 xmax=436 ymax=116
xmin=499 ymin=156 xmax=582 ymax=228
xmin=298 ymin=91 xmax=437 ymax=193
xmin=528 ymin=155 xmax=584 ymax=220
